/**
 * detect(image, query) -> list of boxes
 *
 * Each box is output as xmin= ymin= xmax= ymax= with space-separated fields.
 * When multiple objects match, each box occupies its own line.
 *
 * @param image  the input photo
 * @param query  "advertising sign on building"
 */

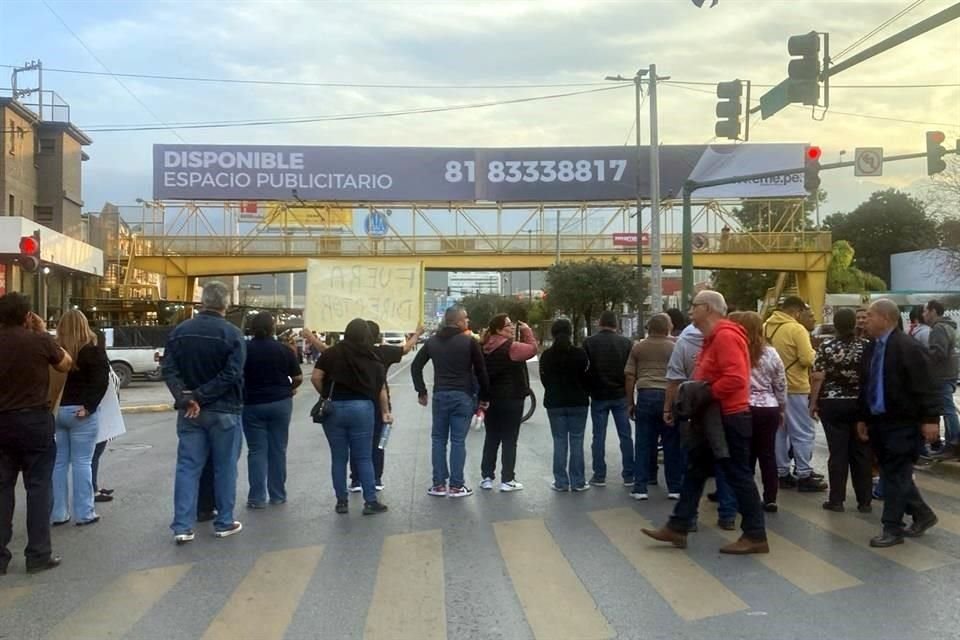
xmin=612 ymin=232 xmax=650 ymax=247
xmin=154 ymin=143 xmax=810 ymax=203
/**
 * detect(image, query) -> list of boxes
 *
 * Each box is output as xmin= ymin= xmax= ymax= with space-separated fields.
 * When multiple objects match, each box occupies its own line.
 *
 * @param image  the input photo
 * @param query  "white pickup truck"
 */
xmin=102 ymin=326 xmax=170 ymax=388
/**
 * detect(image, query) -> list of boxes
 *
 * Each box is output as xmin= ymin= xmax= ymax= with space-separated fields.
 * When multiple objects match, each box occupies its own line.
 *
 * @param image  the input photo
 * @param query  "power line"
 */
xmin=39 ymin=0 xmax=187 ymax=143
xmin=76 ymin=85 xmax=630 ymax=132
xmin=664 ymin=80 xmax=960 ymax=89
xmin=0 ymin=62 xmax=610 ymax=91
xmin=833 ymin=0 xmax=928 ymax=60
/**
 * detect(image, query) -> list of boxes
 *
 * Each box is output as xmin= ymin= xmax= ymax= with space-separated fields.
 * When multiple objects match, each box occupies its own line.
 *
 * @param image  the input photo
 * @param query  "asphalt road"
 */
xmin=3 ymin=356 xmax=960 ymax=640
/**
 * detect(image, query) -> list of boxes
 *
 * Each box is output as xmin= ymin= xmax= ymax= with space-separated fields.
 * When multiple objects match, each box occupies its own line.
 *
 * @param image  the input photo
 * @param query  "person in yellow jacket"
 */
xmin=763 ymin=297 xmax=828 ymax=492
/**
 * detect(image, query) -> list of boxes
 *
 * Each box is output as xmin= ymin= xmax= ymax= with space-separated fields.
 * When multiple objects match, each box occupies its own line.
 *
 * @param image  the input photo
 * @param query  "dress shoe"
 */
xmin=904 ymin=513 xmax=938 ymax=538
xmin=869 ymin=532 xmax=904 ymax=548
xmin=821 ymin=501 xmax=844 ymax=512
xmin=26 ymin=556 xmax=62 ymax=574
xmin=763 ymin=502 xmax=778 ymax=513
xmin=719 ymin=536 xmax=769 ymax=555
xmin=798 ymin=476 xmax=828 ymax=492
xmin=778 ymin=474 xmax=798 ymax=489
xmin=857 ymin=503 xmax=872 ymax=514
xmin=641 ymin=526 xmax=687 ymax=549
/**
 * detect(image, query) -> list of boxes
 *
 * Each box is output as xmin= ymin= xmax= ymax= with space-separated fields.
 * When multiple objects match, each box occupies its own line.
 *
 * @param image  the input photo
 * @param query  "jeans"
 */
xmin=714 ymin=466 xmax=738 ymax=522
xmin=749 ymin=406 xmax=781 ymax=505
xmin=481 ymin=398 xmax=524 ymax=483
xmin=431 ymin=390 xmax=474 ymax=488
xmin=941 ymin=382 xmax=960 ymax=445
xmin=777 ymin=394 xmax=816 ymax=477
xmin=351 ymin=413 xmax=385 ymax=486
xmin=668 ymin=411 xmax=766 ymax=541
xmin=52 ymin=406 xmax=100 ymax=524
xmin=0 ymin=409 xmax=56 ymax=571
xmin=633 ymin=389 xmax=685 ymax=493
xmin=171 ymin=411 xmax=243 ymax=535
xmin=869 ymin=422 xmax=935 ymax=533
xmin=821 ymin=399 xmax=873 ymax=507
xmin=322 ymin=400 xmax=377 ymax=503
xmin=547 ymin=407 xmax=588 ymax=489
xmin=590 ymin=397 xmax=634 ymax=480
xmin=243 ymin=398 xmax=293 ymax=505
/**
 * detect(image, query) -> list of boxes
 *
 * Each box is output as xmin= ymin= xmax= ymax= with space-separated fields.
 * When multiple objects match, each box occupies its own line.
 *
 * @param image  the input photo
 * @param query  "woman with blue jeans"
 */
xmin=52 ymin=310 xmax=109 ymax=526
xmin=242 ymin=312 xmax=302 ymax=509
xmin=540 ymin=318 xmax=591 ymax=491
xmin=311 ymin=319 xmax=391 ymax=515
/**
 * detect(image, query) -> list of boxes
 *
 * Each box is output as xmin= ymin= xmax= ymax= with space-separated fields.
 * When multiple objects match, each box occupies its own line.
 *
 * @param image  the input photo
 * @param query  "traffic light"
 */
xmin=804 ymin=146 xmax=822 ymax=193
xmin=926 ymin=130 xmax=947 ymax=176
xmin=787 ymin=31 xmax=821 ymax=105
xmin=714 ymin=80 xmax=743 ymax=140
xmin=18 ymin=231 xmax=41 ymax=273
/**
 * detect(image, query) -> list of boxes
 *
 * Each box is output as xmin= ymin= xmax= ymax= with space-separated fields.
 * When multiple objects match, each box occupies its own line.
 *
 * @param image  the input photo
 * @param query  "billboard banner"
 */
xmin=263 ymin=203 xmax=352 ymax=228
xmin=154 ymin=143 xmax=809 ymax=202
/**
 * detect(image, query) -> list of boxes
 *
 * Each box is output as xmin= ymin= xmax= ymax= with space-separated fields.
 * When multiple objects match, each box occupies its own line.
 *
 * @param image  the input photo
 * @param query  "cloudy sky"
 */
xmin=2 ymin=0 xmax=958 ymax=216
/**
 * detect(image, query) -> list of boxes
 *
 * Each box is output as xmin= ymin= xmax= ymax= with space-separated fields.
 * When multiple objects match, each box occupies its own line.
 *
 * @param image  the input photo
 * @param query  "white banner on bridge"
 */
xmin=687 ymin=143 xmax=808 ymax=199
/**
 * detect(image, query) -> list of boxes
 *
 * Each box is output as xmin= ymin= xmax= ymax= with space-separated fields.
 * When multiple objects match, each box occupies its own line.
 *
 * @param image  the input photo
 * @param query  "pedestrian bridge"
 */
xmin=126 ymin=199 xmax=831 ymax=311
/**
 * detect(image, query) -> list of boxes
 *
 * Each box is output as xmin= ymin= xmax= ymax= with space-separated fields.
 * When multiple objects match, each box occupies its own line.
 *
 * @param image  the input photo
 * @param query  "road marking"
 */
xmin=590 ymin=508 xmax=748 ymax=621
xmin=915 ymin=473 xmax=960 ymax=500
xmin=365 ymin=530 xmax=446 ymax=640
xmin=779 ymin=493 xmax=957 ymax=572
xmin=494 ymin=518 xmax=613 ymax=640
xmin=47 ymin=563 xmax=193 ymax=639
xmin=203 ymin=546 xmax=324 ymax=640
xmin=0 ymin=585 xmax=32 ymax=609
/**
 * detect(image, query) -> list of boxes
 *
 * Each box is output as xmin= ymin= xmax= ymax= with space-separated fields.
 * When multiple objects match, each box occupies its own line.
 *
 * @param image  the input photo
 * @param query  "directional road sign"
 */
xmin=854 ymin=147 xmax=883 ymax=177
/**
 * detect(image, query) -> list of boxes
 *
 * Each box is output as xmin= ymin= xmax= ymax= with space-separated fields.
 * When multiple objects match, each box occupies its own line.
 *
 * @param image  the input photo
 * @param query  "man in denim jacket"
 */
xmin=162 ymin=281 xmax=246 ymax=544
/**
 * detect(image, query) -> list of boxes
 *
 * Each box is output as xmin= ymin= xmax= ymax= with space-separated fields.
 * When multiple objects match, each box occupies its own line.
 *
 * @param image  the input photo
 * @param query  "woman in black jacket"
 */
xmin=540 ymin=318 xmax=591 ymax=491
xmin=52 ymin=310 xmax=109 ymax=526
xmin=479 ymin=314 xmax=538 ymax=492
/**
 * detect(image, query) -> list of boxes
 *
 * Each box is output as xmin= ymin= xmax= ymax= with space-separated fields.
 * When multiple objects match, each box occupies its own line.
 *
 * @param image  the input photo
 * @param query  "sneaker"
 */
xmin=348 ymin=484 xmax=363 ymax=493
xmin=363 ymin=501 xmax=389 ymax=515
xmin=335 ymin=499 xmax=348 ymax=514
xmin=447 ymin=485 xmax=474 ymax=498
xmin=572 ymin=484 xmax=591 ymax=492
xmin=375 ymin=484 xmax=385 ymax=492
xmin=480 ymin=478 xmax=495 ymax=490
xmin=214 ymin=521 xmax=243 ymax=538
xmin=501 ymin=481 xmax=524 ymax=492
xmin=174 ymin=531 xmax=195 ymax=545
xmin=589 ymin=476 xmax=607 ymax=487
xmin=427 ymin=484 xmax=448 ymax=497
xmin=551 ymin=482 xmax=570 ymax=492
xmin=622 ymin=477 xmax=635 ymax=487
xmin=667 ymin=493 xmax=681 ymax=500
xmin=630 ymin=492 xmax=649 ymax=501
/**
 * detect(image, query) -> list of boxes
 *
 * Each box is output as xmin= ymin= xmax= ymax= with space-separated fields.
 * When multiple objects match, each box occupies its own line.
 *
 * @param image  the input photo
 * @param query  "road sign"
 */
xmin=759 ymin=79 xmax=791 ymax=120
xmin=854 ymin=147 xmax=883 ymax=177
xmin=364 ymin=210 xmax=389 ymax=239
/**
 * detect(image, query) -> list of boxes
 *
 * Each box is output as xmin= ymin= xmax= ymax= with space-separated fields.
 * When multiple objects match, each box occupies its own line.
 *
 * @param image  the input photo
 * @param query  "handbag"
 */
xmin=310 ymin=381 xmax=335 ymax=424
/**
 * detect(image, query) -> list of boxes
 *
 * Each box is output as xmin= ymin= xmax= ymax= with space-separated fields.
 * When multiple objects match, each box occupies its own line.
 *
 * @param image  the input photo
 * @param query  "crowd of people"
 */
xmin=1 ymin=278 xmax=956 ymax=572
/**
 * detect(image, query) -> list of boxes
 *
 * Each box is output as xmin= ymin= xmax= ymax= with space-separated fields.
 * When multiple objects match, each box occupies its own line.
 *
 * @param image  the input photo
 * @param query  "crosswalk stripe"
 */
xmin=699 ymin=503 xmax=862 ymax=595
xmin=494 ymin=518 xmax=613 ymax=640
xmin=778 ymin=494 xmax=958 ymax=571
xmin=46 ymin=563 xmax=193 ymax=640
xmin=0 ymin=585 xmax=32 ymax=609
xmin=365 ymin=530 xmax=446 ymax=640
xmin=915 ymin=473 xmax=960 ymax=499
xmin=590 ymin=508 xmax=748 ymax=621
xmin=203 ymin=546 xmax=324 ymax=640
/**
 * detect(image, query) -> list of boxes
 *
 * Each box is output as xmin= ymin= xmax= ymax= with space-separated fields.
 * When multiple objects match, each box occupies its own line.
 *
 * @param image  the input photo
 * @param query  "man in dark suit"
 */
xmin=858 ymin=299 xmax=942 ymax=548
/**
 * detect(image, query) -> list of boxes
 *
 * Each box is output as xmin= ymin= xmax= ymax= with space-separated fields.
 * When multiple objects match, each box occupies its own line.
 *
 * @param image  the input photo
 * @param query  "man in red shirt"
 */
xmin=642 ymin=290 xmax=768 ymax=554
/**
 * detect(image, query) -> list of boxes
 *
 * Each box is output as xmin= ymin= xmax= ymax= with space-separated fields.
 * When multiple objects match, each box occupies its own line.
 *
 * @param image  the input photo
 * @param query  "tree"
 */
xmin=824 ymin=188 xmax=940 ymax=287
xmin=546 ymin=258 xmax=644 ymax=340
xmin=826 ymin=240 xmax=886 ymax=293
xmin=923 ymin=156 xmax=960 ymax=278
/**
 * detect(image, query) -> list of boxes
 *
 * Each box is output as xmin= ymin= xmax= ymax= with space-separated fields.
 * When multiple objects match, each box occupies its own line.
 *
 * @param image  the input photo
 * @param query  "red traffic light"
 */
xmin=806 ymin=146 xmax=822 ymax=161
xmin=19 ymin=235 xmax=39 ymax=255
xmin=928 ymin=131 xmax=946 ymax=145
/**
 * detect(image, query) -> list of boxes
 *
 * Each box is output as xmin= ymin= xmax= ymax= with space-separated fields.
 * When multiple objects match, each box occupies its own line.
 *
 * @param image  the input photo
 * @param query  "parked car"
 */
xmin=382 ymin=331 xmax=405 ymax=346
xmin=102 ymin=326 xmax=170 ymax=388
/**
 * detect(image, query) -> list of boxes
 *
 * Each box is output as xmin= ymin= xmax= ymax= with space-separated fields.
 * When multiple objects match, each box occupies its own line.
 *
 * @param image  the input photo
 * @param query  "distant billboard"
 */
xmin=153 ymin=144 xmax=810 ymax=202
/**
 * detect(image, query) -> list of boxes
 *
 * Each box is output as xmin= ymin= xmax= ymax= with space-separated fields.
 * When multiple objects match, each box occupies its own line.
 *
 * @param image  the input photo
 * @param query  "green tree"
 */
xmin=546 ymin=258 xmax=644 ymax=340
xmin=824 ymin=188 xmax=940 ymax=286
xmin=826 ymin=240 xmax=886 ymax=293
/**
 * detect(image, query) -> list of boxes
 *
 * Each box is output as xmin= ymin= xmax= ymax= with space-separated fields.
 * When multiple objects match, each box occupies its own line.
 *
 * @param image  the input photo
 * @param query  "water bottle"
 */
xmin=378 ymin=423 xmax=393 ymax=450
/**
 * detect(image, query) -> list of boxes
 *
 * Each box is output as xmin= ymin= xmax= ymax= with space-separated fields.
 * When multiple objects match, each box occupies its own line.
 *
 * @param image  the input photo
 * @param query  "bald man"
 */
xmin=858 ymin=299 xmax=942 ymax=548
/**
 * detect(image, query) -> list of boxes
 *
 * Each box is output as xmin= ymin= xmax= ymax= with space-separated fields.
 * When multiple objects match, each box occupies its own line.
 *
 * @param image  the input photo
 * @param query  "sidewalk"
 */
xmin=119 ymin=380 xmax=173 ymax=414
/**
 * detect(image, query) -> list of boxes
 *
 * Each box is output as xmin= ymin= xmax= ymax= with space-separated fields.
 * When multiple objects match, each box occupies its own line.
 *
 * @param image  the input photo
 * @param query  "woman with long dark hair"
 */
xmin=243 ymin=312 xmax=302 ymax=509
xmin=540 ymin=318 xmax=591 ymax=491
xmin=311 ymin=319 xmax=391 ymax=515
xmin=52 ymin=310 xmax=109 ymax=526
xmin=479 ymin=313 xmax=538 ymax=492
xmin=810 ymin=307 xmax=872 ymax=513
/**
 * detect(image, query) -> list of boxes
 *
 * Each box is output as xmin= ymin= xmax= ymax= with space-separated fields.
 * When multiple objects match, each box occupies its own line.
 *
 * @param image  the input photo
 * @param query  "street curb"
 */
xmin=121 ymin=404 xmax=173 ymax=415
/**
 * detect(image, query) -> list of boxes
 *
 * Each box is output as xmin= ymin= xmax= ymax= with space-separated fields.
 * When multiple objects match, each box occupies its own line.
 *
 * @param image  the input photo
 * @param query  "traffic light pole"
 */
xmin=679 ymin=148 xmax=959 ymax=307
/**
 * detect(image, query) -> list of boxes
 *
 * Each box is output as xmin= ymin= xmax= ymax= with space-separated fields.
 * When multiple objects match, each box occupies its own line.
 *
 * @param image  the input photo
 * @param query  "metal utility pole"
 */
xmin=555 ymin=209 xmax=561 ymax=264
xmin=647 ymin=64 xmax=669 ymax=314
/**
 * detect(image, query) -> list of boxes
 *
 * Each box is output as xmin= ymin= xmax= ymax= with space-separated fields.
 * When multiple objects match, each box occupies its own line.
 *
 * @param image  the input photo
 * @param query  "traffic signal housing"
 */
xmin=787 ymin=31 xmax=821 ymax=105
xmin=804 ymin=146 xmax=822 ymax=193
xmin=714 ymin=80 xmax=743 ymax=140
xmin=926 ymin=131 xmax=947 ymax=176
xmin=18 ymin=231 xmax=41 ymax=273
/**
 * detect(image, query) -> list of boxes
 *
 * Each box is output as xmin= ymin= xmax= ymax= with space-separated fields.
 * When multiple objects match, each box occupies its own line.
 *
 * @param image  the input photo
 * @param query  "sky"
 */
xmin=1 ymin=0 xmax=959 ymax=219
